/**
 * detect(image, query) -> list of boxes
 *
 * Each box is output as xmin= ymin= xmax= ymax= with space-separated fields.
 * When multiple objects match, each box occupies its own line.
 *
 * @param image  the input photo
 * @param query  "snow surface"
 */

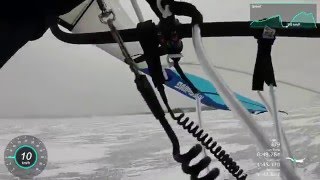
xmin=0 ymin=107 xmax=319 ymax=180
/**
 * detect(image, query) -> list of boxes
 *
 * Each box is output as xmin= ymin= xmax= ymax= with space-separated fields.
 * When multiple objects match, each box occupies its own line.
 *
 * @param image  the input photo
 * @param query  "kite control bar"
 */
xmin=50 ymin=20 xmax=320 ymax=45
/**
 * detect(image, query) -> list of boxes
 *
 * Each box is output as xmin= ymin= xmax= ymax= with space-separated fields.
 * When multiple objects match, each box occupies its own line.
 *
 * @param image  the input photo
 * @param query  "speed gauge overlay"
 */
xmin=4 ymin=135 xmax=48 ymax=179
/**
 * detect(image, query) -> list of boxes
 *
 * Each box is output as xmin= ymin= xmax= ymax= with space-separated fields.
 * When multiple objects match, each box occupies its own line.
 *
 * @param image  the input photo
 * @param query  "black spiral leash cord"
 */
xmin=138 ymin=1 xmax=247 ymax=179
xmin=160 ymin=29 xmax=248 ymax=179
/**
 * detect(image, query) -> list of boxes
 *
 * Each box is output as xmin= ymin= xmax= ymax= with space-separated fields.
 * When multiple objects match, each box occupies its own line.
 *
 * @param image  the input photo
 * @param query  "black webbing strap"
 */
xmin=172 ymin=60 xmax=199 ymax=94
xmin=134 ymin=47 xmax=167 ymax=63
xmin=137 ymin=20 xmax=180 ymax=118
xmin=252 ymin=33 xmax=277 ymax=91
xmin=137 ymin=20 xmax=166 ymax=88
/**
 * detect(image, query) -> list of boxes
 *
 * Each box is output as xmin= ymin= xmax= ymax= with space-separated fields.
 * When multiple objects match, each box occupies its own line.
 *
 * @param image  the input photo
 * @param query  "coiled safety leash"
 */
xmin=97 ymin=2 xmax=220 ymax=179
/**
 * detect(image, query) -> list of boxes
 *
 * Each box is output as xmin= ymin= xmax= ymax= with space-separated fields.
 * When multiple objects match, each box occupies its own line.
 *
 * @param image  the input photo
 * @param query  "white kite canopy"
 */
xmin=59 ymin=0 xmax=320 ymax=112
xmin=59 ymin=0 xmax=93 ymax=28
xmin=58 ymin=0 xmax=320 ymax=112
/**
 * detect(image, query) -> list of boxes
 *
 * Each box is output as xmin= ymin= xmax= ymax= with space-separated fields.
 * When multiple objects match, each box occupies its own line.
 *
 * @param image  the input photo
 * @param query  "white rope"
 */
xmin=257 ymin=91 xmax=273 ymax=113
xmin=258 ymin=90 xmax=296 ymax=169
xmin=282 ymin=128 xmax=296 ymax=169
xmin=269 ymin=86 xmax=284 ymax=157
xmin=130 ymin=0 xmax=144 ymax=22
xmin=162 ymin=67 xmax=169 ymax=80
xmin=192 ymin=24 xmax=300 ymax=180
xmin=269 ymin=86 xmax=296 ymax=171
xmin=156 ymin=0 xmax=173 ymax=18
xmin=195 ymin=93 xmax=210 ymax=174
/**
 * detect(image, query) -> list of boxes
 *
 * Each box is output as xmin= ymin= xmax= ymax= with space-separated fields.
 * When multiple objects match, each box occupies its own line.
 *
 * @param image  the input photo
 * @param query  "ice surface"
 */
xmin=0 ymin=107 xmax=319 ymax=180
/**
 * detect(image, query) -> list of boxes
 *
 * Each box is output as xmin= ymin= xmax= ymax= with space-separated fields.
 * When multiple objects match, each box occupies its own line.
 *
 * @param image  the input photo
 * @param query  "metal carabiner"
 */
xmin=97 ymin=0 xmax=116 ymax=24
xmin=99 ymin=10 xmax=116 ymax=24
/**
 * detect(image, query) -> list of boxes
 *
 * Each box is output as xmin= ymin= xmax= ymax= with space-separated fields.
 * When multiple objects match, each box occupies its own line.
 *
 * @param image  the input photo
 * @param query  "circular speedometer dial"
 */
xmin=4 ymin=135 xmax=48 ymax=179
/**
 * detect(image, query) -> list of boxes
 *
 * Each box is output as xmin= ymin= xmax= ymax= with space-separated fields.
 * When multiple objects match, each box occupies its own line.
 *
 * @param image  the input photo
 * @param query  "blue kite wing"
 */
xmin=142 ymin=68 xmax=267 ymax=114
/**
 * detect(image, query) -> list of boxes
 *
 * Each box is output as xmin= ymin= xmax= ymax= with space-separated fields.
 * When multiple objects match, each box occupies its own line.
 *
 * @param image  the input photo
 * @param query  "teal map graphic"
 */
xmin=250 ymin=11 xmax=317 ymax=29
